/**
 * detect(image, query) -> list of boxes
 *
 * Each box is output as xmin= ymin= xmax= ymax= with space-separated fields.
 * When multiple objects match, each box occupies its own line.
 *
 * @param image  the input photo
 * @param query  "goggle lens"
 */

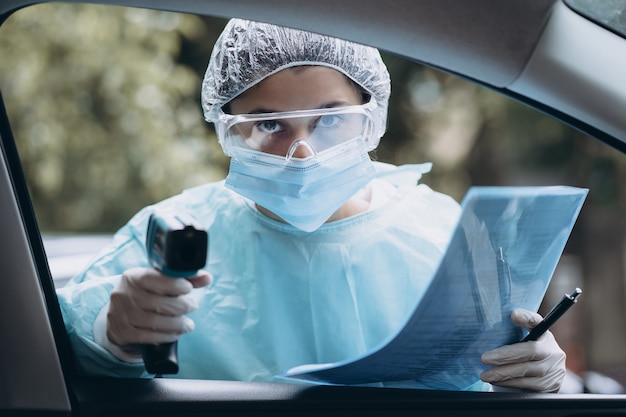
xmin=218 ymin=103 xmax=376 ymax=160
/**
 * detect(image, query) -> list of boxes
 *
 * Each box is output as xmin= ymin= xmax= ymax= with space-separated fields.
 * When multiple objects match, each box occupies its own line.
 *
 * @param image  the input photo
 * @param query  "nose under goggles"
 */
xmin=216 ymin=100 xmax=378 ymax=162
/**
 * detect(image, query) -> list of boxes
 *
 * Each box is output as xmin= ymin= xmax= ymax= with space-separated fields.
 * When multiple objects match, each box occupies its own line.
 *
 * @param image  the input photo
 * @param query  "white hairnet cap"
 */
xmin=201 ymin=19 xmax=391 ymax=145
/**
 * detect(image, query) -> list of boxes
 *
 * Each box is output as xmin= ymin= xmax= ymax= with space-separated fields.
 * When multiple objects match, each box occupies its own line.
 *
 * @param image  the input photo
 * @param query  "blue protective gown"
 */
xmin=57 ymin=162 xmax=474 ymax=387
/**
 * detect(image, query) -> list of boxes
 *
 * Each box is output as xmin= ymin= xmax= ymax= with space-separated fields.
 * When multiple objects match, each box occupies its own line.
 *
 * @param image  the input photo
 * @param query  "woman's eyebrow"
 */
xmin=247 ymin=108 xmax=276 ymax=114
xmin=246 ymin=101 xmax=352 ymax=114
xmin=321 ymin=101 xmax=352 ymax=109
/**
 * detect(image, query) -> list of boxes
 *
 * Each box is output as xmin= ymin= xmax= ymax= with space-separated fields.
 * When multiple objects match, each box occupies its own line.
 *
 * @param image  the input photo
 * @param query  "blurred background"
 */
xmin=1 ymin=3 xmax=625 ymax=390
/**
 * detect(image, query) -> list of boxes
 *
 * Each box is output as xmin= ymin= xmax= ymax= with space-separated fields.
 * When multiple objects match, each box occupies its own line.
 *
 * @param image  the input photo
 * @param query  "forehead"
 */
xmin=228 ymin=66 xmax=363 ymax=114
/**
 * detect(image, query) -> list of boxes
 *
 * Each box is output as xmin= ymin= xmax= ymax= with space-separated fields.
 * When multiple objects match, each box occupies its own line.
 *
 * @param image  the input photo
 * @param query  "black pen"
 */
xmin=521 ymin=287 xmax=582 ymax=342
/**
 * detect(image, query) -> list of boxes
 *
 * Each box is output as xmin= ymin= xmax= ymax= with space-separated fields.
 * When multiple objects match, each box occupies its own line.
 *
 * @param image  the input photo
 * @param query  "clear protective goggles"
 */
xmin=216 ymin=100 xmax=379 ymax=162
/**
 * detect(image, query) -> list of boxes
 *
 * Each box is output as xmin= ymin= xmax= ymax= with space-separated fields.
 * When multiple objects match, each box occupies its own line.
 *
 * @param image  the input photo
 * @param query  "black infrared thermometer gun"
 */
xmin=142 ymin=211 xmax=208 ymax=375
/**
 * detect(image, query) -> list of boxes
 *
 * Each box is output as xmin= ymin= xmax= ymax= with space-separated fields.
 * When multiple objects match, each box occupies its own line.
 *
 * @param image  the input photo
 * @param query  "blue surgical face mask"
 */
xmin=225 ymin=139 xmax=375 ymax=232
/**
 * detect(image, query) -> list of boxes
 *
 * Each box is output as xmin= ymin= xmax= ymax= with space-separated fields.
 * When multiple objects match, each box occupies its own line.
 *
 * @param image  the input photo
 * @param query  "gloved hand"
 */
xmin=106 ymin=267 xmax=212 ymax=357
xmin=480 ymin=308 xmax=566 ymax=392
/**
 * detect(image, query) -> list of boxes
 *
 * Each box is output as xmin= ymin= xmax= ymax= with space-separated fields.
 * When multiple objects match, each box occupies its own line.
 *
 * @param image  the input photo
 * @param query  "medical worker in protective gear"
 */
xmin=57 ymin=18 xmax=566 ymax=392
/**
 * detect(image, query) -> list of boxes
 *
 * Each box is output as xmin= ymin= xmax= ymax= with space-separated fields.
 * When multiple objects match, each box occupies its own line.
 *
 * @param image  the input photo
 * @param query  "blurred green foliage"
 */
xmin=0 ymin=4 xmax=229 ymax=231
xmin=1 ymin=3 xmax=626 ymax=379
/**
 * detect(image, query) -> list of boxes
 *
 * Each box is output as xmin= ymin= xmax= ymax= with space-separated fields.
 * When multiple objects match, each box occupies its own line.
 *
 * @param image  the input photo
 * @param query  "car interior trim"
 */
xmin=509 ymin=0 xmax=626 ymax=146
xmin=0 ymin=92 xmax=72 ymax=412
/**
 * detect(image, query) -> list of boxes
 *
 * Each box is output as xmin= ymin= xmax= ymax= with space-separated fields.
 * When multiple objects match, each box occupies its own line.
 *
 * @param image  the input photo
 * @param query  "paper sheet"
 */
xmin=282 ymin=186 xmax=588 ymax=389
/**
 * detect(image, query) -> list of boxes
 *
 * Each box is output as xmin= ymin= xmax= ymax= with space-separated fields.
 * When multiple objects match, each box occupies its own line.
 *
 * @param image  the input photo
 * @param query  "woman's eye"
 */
xmin=316 ymin=114 xmax=342 ymax=128
xmin=256 ymin=120 xmax=282 ymax=133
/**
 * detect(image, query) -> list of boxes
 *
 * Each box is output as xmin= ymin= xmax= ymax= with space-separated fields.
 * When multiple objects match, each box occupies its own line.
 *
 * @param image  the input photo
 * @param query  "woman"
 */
xmin=58 ymin=18 xmax=565 ymax=392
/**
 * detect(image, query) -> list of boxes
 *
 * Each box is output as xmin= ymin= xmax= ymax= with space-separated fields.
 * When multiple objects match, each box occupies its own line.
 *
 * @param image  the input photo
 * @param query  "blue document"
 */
xmin=282 ymin=186 xmax=588 ymax=389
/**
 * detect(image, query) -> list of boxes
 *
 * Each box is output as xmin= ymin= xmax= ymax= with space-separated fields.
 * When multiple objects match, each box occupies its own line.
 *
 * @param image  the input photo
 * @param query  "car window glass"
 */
xmin=565 ymin=0 xmax=626 ymax=38
xmin=0 ymin=2 xmax=625 ymax=391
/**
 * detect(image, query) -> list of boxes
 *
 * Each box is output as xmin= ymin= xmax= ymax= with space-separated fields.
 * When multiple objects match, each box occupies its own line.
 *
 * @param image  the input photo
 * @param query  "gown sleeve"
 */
xmin=56 ymin=206 xmax=154 ymax=377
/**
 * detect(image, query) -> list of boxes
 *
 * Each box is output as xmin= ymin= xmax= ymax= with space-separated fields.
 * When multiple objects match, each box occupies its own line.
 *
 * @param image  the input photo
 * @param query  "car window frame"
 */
xmin=1 ymin=0 xmax=626 ymax=415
